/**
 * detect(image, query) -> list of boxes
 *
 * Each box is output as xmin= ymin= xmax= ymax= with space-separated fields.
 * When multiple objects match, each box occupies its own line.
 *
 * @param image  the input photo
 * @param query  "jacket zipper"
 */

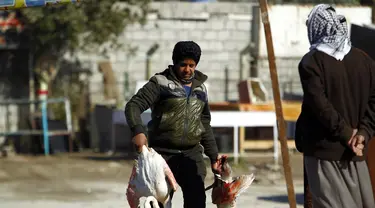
xmin=181 ymin=91 xmax=190 ymax=147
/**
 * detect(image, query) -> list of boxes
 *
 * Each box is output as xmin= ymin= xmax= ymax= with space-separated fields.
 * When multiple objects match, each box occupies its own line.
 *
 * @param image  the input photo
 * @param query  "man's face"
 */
xmin=175 ymin=58 xmax=196 ymax=81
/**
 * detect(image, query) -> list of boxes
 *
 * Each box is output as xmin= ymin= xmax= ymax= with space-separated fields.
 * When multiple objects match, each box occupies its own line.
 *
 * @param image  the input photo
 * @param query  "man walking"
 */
xmin=297 ymin=4 xmax=375 ymax=208
xmin=125 ymin=41 xmax=220 ymax=208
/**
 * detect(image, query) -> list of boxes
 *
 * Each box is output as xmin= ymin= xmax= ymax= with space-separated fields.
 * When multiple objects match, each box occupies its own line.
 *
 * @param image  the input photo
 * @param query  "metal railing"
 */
xmin=0 ymin=97 xmax=73 ymax=156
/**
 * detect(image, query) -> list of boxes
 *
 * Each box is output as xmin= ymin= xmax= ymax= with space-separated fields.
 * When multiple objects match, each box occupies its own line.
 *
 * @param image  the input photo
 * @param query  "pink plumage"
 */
xmin=207 ymin=155 xmax=255 ymax=208
xmin=126 ymin=146 xmax=178 ymax=208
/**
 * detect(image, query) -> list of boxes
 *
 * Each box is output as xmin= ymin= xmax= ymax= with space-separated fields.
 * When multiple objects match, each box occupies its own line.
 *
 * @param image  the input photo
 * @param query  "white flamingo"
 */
xmin=127 ymin=145 xmax=178 ymax=208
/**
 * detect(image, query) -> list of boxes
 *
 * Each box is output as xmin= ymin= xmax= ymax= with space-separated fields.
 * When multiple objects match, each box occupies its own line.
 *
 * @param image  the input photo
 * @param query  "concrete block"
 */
xmin=162 ymin=51 xmax=174 ymax=62
xmin=126 ymin=23 xmax=141 ymax=31
xmin=157 ymin=3 xmax=208 ymax=19
xmin=189 ymin=30 xmax=204 ymax=41
xmin=223 ymin=41 xmax=247 ymax=51
xmin=165 ymin=2 xmax=206 ymax=14
xmin=230 ymin=3 xmax=253 ymax=14
xmin=228 ymin=51 xmax=241 ymax=61
xmin=114 ymin=71 xmax=125 ymax=83
xmin=181 ymin=21 xmax=197 ymax=30
xmin=196 ymin=21 xmax=208 ymax=30
xmin=209 ymin=20 xmax=225 ymax=30
xmin=236 ymin=21 xmax=251 ymax=31
xmin=203 ymin=31 xmax=217 ymax=40
xmin=196 ymin=41 xmax=209 ymax=51
xmin=231 ymin=31 xmax=250 ymax=41
xmin=140 ymin=21 xmax=157 ymax=30
xmin=217 ymin=31 xmax=231 ymax=40
xmin=225 ymin=20 xmax=237 ymax=30
xmin=161 ymin=30 xmax=177 ymax=40
xmin=201 ymin=59 xmax=224 ymax=70
xmin=189 ymin=2 xmax=208 ymax=13
xmin=205 ymin=41 xmax=224 ymax=51
xmin=161 ymin=41 xmax=177 ymax=52
xmin=197 ymin=61 xmax=214 ymax=72
xmin=131 ymin=31 xmax=148 ymax=40
xmin=90 ymin=83 xmax=104 ymax=93
xmin=149 ymin=2 xmax=161 ymax=12
xmin=115 ymin=51 xmax=128 ymax=62
xmin=159 ymin=4 xmax=174 ymax=19
xmin=206 ymin=3 xmax=236 ymax=14
xmin=146 ymin=30 xmax=161 ymax=41
xmin=128 ymin=68 xmax=146 ymax=81
xmin=132 ymin=51 xmax=147 ymax=62
xmin=111 ymin=62 xmax=128 ymax=72
xmin=178 ymin=31 xmax=190 ymax=41
xmin=170 ymin=20 xmax=185 ymax=29
xmin=128 ymin=61 xmax=146 ymax=73
xmin=155 ymin=20 xmax=174 ymax=29
xmin=91 ymin=73 xmax=103 ymax=83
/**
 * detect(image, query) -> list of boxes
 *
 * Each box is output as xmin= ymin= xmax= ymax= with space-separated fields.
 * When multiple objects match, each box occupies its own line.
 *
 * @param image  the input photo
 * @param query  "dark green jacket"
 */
xmin=124 ymin=66 xmax=218 ymax=163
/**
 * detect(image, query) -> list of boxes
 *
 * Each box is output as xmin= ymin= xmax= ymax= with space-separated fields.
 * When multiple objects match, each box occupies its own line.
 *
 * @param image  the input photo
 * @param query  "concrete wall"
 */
xmin=70 ymin=2 xmax=255 ymax=103
xmin=257 ymin=5 xmax=372 ymax=96
xmin=68 ymin=2 xmax=372 ymax=104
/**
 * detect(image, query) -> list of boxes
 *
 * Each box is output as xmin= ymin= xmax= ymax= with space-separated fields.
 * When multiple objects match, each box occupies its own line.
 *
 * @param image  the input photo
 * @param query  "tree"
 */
xmin=21 ymin=0 xmax=150 ymax=58
xmin=17 ymin=0 xmax=151 ymax=143
xmin=19 ymin=0 xmax=150 ymax=102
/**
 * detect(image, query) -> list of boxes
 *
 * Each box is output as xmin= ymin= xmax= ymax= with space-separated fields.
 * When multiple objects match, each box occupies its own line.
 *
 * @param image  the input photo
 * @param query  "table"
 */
xmin=210 ymin=111 xmax=278 ymax=164
xmin=112 ymin=110 xmax=279 ymax=164
xmin=209 ymin=101 xmax=302 ymax=122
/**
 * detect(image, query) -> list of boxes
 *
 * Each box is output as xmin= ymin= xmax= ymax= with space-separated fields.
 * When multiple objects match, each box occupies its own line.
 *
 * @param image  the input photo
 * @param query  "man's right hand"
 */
xmin=132 ymin=133 xmax=147 ymax=153
xmin=348 ymin=129 xmax=365 ymax=156
xmin=349 ymin=135 xmax=365 ymax=156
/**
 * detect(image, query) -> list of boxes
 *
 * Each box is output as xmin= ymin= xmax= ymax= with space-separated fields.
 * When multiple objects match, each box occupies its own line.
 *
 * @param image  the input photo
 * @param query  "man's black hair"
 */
xmin=172 ymin=41 xmax=201 ymax=65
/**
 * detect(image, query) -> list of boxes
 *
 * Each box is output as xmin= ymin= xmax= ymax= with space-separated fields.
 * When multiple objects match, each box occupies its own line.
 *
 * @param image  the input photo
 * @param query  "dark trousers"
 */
xmin=161 ymin=149 xmax=207 ymax=208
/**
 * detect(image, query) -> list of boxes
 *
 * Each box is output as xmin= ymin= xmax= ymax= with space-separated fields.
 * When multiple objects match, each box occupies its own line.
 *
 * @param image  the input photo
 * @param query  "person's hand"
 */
xmin=347 ymin=129 xmax=365 ymax=156
xmin=347 ymin=129 xmax=357 ymax=147
xmin=349 ymin=134 xmax=365 ymax=156
xmin=211 ymin=155 xmax=225 ymax=175
xmin=351 ymin=129 xmax=358 ymax=138
xmin=132 ymin=133 xmax=147 ymax=153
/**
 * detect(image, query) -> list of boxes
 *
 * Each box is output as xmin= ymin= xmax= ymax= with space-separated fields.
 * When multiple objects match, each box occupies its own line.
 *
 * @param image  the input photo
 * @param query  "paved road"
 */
xmin=0 ymin=180 xmax=304 ymax=208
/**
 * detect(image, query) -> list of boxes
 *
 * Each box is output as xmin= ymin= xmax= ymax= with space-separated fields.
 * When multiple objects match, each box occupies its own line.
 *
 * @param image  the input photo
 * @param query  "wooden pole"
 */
xmin=257 ymin=1 xmax=297 ymax=208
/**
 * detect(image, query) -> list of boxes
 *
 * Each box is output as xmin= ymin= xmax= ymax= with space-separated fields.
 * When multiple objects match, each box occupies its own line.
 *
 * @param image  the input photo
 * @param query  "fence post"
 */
xmin=224 ymin=66 xmax=229 ymax=101
xmin=38 ymin=88 xmax=49 ymax=156
xmin=145 ymin=43 xmax=159 ymax=80
xmin=41 ymin=99 xmax=49 ymax=156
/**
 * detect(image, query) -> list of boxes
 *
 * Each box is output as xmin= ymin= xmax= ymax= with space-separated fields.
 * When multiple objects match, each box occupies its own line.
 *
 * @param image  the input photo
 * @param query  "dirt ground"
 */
xmin=0 ymin=151 xmax=305 ymax=207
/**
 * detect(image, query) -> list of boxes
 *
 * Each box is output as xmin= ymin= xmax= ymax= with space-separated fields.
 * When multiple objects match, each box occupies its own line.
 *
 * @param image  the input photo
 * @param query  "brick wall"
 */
xmin=69 ymin=2 xmax=255 ymax=103
xmin=67 ymin=2 xmax=372 ymax=104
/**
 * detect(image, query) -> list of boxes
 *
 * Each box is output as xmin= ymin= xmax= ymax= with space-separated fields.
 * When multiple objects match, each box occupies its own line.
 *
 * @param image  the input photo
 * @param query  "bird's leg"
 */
xmin=164 ymin=164 xmax=178 ymax=191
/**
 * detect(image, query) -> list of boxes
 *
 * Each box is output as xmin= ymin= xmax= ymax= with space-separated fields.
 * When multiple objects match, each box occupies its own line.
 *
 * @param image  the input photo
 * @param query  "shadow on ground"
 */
xmin=257 ymin=193 xmax=304 ymax=205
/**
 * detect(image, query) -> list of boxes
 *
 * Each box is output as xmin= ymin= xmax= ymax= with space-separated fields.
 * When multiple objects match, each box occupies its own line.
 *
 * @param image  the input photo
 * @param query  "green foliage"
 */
xmin=49 ymin=71 xmax=82 ymax=125
xmin=20 ymin=0 xmax=151 ymax=57
xmin=17 ymin=0 xmax=151 ymax=131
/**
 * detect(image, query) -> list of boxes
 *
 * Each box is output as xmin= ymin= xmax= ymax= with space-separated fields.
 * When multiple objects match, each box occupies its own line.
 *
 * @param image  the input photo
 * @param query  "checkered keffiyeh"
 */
xmin=306 ymin=4 xmax=351 ymax=60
